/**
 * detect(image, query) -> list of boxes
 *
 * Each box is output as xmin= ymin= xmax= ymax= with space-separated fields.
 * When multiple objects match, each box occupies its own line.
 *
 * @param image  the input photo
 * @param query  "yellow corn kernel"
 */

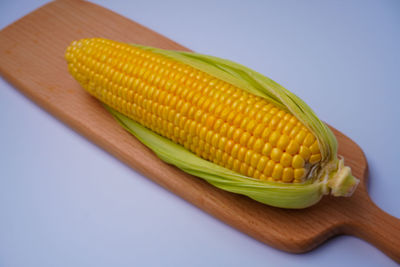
xmin=244 ymin=150 xmax=255 ymax=165
xmin=233 ymin=159 xmax=240 ymax=172
xmin=239 ymin=132 xmax=251 ymax=146
xmin=261 ymin=126 xmax=272 ymax=139
xmin=282 ymin=168 xmax=294 ymax=182
xmin=256 ymin=156 xmax=268 ymax=172
xmin=270 ymin=147 xmax=283 ymax=162
xmin=282 ymin=122 xmax=295 ymax=135
xmin=295 ymin=130 xmax=307 ymax=144
xmin=250 ymin=153 xmax=261 ymax=168
xmin=221 ymin=152 xmax=230 ymax=165
xmin=280 ymin=152 xmax=293 ymax=167
xmin=310 ymin=140 xmax=320 ymax=154
xmin=233 ymin=113 xmax=244 ymax=127
xmin=226 ymin=156 xmax=234 ymax=169
xmin=213 ymin=118 xmax=224 ymax=132
xmin=294 ymin=168 xmax=306 ymax=180
xmin=299 ymin=145 xmax=311 ymax=161
xmin=231 ymin=143 xmax=240 ymax=158
xmin=224 ymin=140 xmax=234 ymax=154
xmin=309 ymin=153 xmax=322 ymax=164
xmin=218 ymin=136 xmax=227 ymax=151
xmin=253 ymin=170 xmax=261 ymax=179
xmin=237 ymin=147 xmax=247 ymax=161
xmin=205 ymin=115 xmax=216 ymax=129
xmin=240 ymin=117 xmax=250 ymax=130
xmin=289 ymin=125 xmax=301 ymax=137
xmin=261 ymin=143 xmax=272 ymax=156
xmin=246 ymin=119 xmax=257 ymax=132
xmin=276 ymin=135 xmax=290 ymax=150
xmin=272 ymin=164 xmax=283 ymax=180
xmin=276 ymin=119 xmax=287 ymax=132
xmin=219 ymin=122 xmax=229 ymax=136
xmin=268 ymin=131 xmax=280 ymax=146
xmin=286 ymin=140 xmax=300 ymax=155
xmin=232 ymin=128 xmax=244 ymax=143
xmin=253 ymin=138 xmax=264 ymax=153
xmin=303 ymin=133 xmax=315 ymax=147
xmin=283 ymin=113 xmax=292 ymax=121
xmin=253 ymin=124 xmax=265 ymax=137
xmin=259 ymin=174 xmax=267 ymax=181
xmin=269 ymin=107 xmax=278 ymax=115
xmin=205 ymin=129 xmax=213 ymax=144
xmin=276 ymin=110 xmax=286 ymax=118
xmin=226 ymin=125 xmax=236 ymax=139
xmin=215 ymin=149 xmax=223 ymax=162
xmin=247 ymin=166 xmax=255 ymax=177
xmin=269 ymin=116 xmax=280 ymax=130
xmin=239 ymin=162 xmax=249 ymax=175
xmin=292 ymin=155 xmax=305 ymax=169
xmin=264 ymin=160 xmax=275 ymax=177
xmin=247 ymin=136 xmax=256 ymax=149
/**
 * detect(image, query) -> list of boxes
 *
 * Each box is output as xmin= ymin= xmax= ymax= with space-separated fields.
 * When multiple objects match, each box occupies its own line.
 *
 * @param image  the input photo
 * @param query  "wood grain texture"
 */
xmin=0 ymin=0 xmax=399 ymax=262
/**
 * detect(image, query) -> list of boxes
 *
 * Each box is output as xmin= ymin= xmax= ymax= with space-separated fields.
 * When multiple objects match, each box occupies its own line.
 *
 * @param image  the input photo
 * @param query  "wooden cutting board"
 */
xmin=1 ymin=0 xmax=399 ymax=262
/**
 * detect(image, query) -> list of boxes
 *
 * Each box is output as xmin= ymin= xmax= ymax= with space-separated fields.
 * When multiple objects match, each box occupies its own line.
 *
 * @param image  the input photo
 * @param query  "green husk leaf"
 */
xmin=106 ymin=106 xmax=327 ymax=209
xmin=100 ymin=44 xmax=359 ymax=209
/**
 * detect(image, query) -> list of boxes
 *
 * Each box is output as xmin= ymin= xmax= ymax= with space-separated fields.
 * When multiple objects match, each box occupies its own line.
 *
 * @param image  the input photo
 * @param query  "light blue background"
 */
xmin=1 ymin=0 xmax=399 ymax=266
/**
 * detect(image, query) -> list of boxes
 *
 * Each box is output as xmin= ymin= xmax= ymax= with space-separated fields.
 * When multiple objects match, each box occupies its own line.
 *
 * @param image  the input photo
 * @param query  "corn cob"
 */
xmin=66 ymin=38 xmax=319 ymax=183
xmin=65 ymin=38 xmax=359 ymax=208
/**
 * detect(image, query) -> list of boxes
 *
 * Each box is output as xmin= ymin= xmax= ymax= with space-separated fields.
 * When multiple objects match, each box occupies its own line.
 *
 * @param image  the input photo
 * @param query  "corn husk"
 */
xmin=104 ymin=44 xmax=359 ymax=209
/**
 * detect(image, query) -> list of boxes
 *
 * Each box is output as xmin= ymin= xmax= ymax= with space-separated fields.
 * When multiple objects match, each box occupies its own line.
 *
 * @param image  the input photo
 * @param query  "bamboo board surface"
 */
xmin=0 ymin=0 xmax=399 ymax=262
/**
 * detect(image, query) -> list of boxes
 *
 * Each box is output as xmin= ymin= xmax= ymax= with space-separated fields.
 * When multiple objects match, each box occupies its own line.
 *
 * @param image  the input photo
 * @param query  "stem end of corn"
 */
xmin=328 ymin=158 xmax=359 ymax=197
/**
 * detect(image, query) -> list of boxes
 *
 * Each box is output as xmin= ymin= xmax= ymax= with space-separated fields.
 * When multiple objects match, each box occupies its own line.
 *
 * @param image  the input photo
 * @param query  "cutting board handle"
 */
xmin=346 ymin=201 xmax=400 ymax=262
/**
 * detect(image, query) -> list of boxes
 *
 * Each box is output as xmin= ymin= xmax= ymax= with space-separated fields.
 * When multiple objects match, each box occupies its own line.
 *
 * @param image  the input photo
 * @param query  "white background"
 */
xmin=1 ymin=0 xmax=399 ymax=266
